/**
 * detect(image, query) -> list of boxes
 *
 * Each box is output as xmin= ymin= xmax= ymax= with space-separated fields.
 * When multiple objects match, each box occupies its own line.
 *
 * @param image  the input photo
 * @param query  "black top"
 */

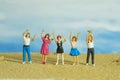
xmin=56 ymin=41 xmax=64 ymax=53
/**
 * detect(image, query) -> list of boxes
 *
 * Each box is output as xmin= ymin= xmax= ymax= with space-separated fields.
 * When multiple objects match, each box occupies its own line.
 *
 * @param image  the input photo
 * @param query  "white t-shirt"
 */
xmin=87 ymin=42 xmax=94 ymax=48
xmin=87 ymin=33 xmax=94 ymax=48
xmin=71 ymin=41 xmax=77 ymax=48
xmin=23 ymin=35 xmax=30 ymax=46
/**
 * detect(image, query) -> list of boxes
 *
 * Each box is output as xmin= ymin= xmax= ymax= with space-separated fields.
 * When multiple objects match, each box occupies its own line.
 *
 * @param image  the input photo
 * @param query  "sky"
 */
xmin=0 ymin=0 xmax=120 ymax=53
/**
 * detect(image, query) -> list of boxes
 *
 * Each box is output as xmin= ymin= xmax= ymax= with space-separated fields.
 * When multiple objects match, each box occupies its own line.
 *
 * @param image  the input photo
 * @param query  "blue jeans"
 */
xmin=23 ymin=46 xmax=32 ymax=62
xmin=86 ymin=48 xmax=95 ymax=64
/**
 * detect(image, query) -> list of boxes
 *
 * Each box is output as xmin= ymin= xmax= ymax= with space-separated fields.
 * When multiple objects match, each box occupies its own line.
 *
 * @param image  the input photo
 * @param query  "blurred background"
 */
xmin=0 ymin=0 xmax=120 ymax=53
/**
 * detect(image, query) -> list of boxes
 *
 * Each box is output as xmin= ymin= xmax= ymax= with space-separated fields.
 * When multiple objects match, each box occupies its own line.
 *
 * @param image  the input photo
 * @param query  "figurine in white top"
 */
xmin=86 ymin=30 xmax=95 ymax=66
xmin=22 ymin=29 xmax=36 ymax=64
xmin=70 ymin=31 xmax=80 ymax=65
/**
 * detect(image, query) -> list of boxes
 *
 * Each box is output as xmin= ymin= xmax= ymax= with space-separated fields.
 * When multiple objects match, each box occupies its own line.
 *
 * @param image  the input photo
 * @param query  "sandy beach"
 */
xmin=0 ymin=53 xmax=120 ymax=80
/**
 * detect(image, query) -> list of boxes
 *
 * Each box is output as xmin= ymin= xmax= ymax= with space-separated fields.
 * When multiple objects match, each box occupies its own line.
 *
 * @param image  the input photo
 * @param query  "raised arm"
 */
xmin=52 ymin=32 xmax=57 ymax=43
xmin=23 ymin=29 xmax=29 ymax=37
xmin=77 ymin=32 xmax=80 ymax=40
xmin=62 ymin=35 xmax=66 ymax=43
xmin=41 ymin=29 xmax=44 ymax=37
xmin=91 ymin=34 xmax=94 ymax=42
xmin=88 ymin=30 xmax=94 ymax=42
xmin=70 ymin=31 xmax=72 ymax=42
xmin=49 ymin=38 xmax=53 ymax=44
xmin=31 ymin=34 xmax=36 ymax=42
xmin=86 ymin=35 xmax=89 ymax=44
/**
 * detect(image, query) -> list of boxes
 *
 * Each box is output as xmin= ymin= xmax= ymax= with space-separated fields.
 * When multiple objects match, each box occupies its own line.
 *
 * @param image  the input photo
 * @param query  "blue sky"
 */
xmin=0 ymin=0 xmax=120 ymax=53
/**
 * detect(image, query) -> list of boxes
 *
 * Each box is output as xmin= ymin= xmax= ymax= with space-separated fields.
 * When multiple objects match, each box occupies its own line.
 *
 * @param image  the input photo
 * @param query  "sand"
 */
xmin=0 ymin=53 xmax=120 ymax=80
xmin=0 ymin=56 xmax=4 ymax=61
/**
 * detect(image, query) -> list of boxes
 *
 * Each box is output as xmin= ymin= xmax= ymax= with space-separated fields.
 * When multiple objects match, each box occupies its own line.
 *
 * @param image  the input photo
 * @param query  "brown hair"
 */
xmin=72 ymin=36 xmax=77 ymax=42
xmin=45 ymin=34 xmax=50 ymax=39
xmin=57 ymin=35 xmax=61 ymax=39
xmin=25 ymin=33 xmax=30 ymax=38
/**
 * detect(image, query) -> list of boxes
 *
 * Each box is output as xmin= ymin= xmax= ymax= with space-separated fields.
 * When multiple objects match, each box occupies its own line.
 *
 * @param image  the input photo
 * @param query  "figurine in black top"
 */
xmin=52 ymin=32 xmax=66 ymax=65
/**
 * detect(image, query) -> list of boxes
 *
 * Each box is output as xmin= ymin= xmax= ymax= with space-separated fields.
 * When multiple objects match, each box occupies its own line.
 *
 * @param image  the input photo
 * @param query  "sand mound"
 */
xmin=113 ymin=57 xmax=120 ymax=62
xmin=0 ymin=56 xmax=4 ymax=61
xmin=116 ymin=57 xmax=120 ymax=62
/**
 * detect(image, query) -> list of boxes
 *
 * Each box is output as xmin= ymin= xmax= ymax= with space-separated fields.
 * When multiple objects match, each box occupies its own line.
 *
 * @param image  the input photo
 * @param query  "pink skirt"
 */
xmin=40 ymin=42 xmax=49 ymax=55
xmin=40 ymin=49 xmax=49 ymax=55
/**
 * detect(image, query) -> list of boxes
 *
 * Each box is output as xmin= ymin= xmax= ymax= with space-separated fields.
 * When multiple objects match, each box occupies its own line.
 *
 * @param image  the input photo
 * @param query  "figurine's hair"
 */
xmin=72 ymin=36 xmax=77 ymax=42
xmin=25 ymin=33 xmax=30 ymax=38
xmin=57 ymin=35 xmax=61 ymax=39
xmin=45 ymin=34 xmax=50 ymax=39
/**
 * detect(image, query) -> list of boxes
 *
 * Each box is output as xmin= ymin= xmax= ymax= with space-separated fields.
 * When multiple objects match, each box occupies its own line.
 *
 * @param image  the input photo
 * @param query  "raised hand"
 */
xmin=62 ymin=35 xmax=64 ymax=38
xmin=62 ymin=35 xmax=66 ymax=43
xmin=41 ymin=29 xmax=44 ymax=37
xmin=52 ymin=32 xmax=57 ymax=42
xmin=25 ymin=29 xmax=30 ymax=33
xmin=42 ymin=29 xmax=44 ymax=33
xmin=70 ymin=31 xmax=72 ymax=41
xmin=23 ymin=29 xmax=29 ymax=36
xmin=34 ymin=34 xmax=37 ymax=38
xmin=52 ymin=32 xmax=55 ymax=35
xmin=77 ymin=32 xmax=80 ymax=40
xmin=77 ymin=32 xmax=80 ymax=35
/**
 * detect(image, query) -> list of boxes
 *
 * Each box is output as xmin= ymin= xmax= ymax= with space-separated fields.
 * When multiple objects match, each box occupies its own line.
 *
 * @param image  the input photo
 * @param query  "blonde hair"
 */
xmin=25 ymin=33 xmax=30 ymax=38
xmin=87 ymin=35 xmax=94 ymax=43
